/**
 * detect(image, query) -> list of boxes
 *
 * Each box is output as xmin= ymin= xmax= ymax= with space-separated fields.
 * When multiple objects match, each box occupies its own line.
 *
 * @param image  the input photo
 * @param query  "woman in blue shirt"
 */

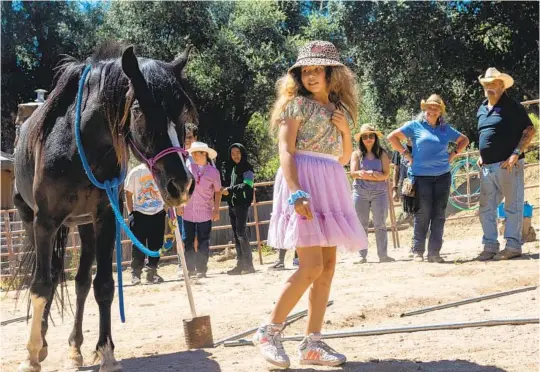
xmin=387 ymin=95 xmax=469 ymax=263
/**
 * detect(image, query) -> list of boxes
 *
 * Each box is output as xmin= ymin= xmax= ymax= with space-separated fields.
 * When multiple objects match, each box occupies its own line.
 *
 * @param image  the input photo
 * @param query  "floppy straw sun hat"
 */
xmin=187 ymin=141 xmax=217 ymax=160
xmin=354 ymin=123 xmax=383 ymax=142
xmin=478 ymin=67 xmax=514 ymax=89
xmin=289 ymin=40 xmax=344 ymax=72
xmin=420 ymin=94 xmax=446 ymax=115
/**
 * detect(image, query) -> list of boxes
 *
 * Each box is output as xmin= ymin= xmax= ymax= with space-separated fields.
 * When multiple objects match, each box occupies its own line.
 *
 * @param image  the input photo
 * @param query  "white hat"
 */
xmin=478 ymin=67 xmax=514 ymax=89
xmin=187 ymin=142 xmax=217 ymax=160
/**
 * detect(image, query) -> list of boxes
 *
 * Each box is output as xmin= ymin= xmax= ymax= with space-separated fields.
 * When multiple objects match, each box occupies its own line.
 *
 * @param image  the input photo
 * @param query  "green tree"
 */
xmin=1 ymin=1 xmax=105 ymax=152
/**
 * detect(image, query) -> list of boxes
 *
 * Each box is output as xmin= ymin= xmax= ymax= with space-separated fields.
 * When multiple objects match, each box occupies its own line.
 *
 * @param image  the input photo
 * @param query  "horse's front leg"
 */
xmin=66 ymin=223 xmax=96 ymax=368
xmin=18 ymin=215 xmax=60 ymax=372
xmin=93 ymin=206 xmax=122 ymax=372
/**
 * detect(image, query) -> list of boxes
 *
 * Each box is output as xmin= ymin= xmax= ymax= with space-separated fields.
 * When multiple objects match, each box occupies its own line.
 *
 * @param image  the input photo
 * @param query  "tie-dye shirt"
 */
xmin=125 ymin=164 xmax=164 ymax=215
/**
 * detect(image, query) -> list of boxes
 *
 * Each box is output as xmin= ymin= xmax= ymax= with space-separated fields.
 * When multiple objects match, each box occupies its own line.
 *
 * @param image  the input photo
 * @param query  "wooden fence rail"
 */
xmin=1 ymin=143 xmax=538 ymax=278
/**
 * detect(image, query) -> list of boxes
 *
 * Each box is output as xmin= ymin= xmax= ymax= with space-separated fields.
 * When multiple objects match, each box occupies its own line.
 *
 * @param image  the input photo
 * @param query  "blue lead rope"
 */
xmin=74 ymin=64 xmax=160 ymax=322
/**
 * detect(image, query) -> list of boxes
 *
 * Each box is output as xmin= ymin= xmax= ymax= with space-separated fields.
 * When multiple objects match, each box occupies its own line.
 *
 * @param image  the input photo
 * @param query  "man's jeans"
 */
xmin=412 ymin=172 xmax=451 ymax=256
xmin=479 ymin=160 xmax=524 ymax=253
xmin=352 ymin=185 xmax=388 ymax=258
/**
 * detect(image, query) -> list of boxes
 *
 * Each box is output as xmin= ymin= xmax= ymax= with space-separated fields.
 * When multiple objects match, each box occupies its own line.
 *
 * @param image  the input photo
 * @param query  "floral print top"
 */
xmin=280 ymin=96 xmax=353 ymax=158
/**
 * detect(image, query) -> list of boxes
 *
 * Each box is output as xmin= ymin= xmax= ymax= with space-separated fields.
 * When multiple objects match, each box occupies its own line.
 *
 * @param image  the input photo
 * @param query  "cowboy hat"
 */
xmin=289 ymin=40 xmax=344 ymax=72
xmin=478 ymin=67 xmax=514 ymax=89
xmin=187 ymin=141 xmax=217 ymax=160
xmin=420 ymin=94 xmax=446 ymax=115
xmin=354 ymin=123 xmax=383 ymax=142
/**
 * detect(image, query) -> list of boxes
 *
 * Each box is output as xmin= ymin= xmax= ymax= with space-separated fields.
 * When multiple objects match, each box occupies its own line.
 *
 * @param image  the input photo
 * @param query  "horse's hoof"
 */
xmin=17 ymin=360 xmax=41 ymax=372
xmin=97 ymin=343 xmax=122 ymax=372
xmin=65 ymin=349 xmax=84 ymax=368
xmin=99 ymin=362 xmax=122 ymax=372
xmin=66 ymin=346 xmax=83 ymax=368
xmin=38 ymin=346 xmax=48 ymax=362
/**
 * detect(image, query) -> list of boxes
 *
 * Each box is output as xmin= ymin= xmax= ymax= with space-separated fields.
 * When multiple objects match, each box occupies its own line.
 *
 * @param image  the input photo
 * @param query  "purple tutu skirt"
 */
xmin=267 ymin=151 xmax=368 ymax=252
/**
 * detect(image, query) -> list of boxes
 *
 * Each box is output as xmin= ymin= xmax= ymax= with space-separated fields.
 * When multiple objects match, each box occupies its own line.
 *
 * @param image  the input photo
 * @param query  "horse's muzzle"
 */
xmin=164 ymin=178 xmax=192 ymax=207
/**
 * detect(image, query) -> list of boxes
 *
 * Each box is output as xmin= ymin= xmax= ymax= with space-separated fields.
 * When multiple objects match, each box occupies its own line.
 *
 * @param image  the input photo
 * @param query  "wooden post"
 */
xmin=465 ymin=152 xmax=471 ymax=209
xmin=252 ymin=188 xmax=263 ymax=265
xmin=386 ymin=182 xmax=398 ymax=249
xmin=4 ymin=214 xmax=15 ymax=276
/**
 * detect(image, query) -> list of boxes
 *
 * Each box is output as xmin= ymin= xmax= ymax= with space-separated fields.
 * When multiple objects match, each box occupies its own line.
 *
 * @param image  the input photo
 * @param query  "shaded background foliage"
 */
xmin=2 ymin=0 xmax=538 ymax=180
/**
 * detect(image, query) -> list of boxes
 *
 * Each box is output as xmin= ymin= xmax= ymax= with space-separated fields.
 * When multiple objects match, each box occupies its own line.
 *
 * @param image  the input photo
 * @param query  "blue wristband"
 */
xmin=288 ymin=190 xmax=310 ymax=205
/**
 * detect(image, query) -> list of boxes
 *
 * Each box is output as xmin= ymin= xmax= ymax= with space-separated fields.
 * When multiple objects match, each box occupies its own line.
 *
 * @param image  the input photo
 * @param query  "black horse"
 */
xmin=13 ymin=42 xmax=196 ymax=372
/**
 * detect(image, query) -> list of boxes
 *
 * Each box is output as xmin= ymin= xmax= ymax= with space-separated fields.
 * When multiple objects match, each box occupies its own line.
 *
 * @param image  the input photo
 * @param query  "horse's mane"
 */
xmin=27 ymin=41 xmax=132 ymax=162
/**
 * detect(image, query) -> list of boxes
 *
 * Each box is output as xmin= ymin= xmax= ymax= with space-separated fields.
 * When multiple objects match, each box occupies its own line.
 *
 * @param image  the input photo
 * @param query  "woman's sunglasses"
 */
xmin=361 ymin=133 xmax=376 ymax=140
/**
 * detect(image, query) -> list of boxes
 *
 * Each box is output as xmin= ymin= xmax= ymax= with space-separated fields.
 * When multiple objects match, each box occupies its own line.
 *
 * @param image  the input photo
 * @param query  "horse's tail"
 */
xmin=11 ymin=225 xmax=71 ymax=320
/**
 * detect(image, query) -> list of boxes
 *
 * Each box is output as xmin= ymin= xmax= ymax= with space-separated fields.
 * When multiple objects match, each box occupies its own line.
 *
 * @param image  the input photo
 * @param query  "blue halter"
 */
xmin=74 ymin=64 xmax=176 ymax=322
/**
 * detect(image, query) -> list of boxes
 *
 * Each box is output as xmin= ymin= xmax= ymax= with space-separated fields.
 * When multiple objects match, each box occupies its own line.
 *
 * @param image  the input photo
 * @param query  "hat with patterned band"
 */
xmin=289 ymin=41 xmax=344 ymax=72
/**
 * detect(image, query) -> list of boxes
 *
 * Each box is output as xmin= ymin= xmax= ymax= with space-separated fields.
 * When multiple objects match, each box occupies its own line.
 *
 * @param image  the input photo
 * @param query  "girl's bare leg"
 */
xmin=269 ymin=246 xmax=323 ymax=323
xmin=306 ymin=246 xmax=336 ymax=334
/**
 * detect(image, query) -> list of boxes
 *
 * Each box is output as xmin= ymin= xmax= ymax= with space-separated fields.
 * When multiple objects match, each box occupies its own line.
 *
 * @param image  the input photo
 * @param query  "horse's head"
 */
xmin=121 ymin=46 xmax=197 ymax=207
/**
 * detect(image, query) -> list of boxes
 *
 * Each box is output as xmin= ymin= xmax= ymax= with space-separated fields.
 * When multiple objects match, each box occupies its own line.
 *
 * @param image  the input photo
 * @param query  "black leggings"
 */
xmin=130 ymin=210 xmax=166 ymax=271
xmin=228 ymin=205 xmax=253 ymax=269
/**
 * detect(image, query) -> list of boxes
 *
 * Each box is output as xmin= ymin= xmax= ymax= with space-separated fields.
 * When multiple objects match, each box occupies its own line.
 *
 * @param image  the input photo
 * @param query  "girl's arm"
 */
xmin=332 ymin=110 xmax=353 ymax=165
xmin=212 ymin=190 xmax=222 ymax=221
xmin=213 ymin=172 xmax=222 ymax=221
xmin=279 ymin=118 xmax=313 ymax=220
xmin=350 ymin=150 xmax=362 ymax=179
xmin=125 ymin=191 xmax=134 ymax=214
xmin=350 ymin=150 xmax=371 ymax=180
xmin=368 ymin=151 xmax=391 ymax=181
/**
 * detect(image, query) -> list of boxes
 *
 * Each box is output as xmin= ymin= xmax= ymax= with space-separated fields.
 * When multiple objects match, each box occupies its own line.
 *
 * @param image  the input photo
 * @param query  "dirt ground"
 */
xmin=1 ymin=168 xmax=539 ymax=372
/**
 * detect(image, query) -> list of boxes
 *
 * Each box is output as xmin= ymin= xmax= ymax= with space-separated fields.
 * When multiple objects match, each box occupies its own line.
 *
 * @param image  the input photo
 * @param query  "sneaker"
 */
xmin=379 ymin=256 xmax=396 ymax=263
xmin=226 ymin=265 xmax=243 ymax=276
xmin=131 ymin=272 xmax=141 ymax=285
xmin=292 ymin=257 xmax=299 ymax=267
xmin=269 ymin=260 xmax=285 ymax=270
xmin=298 ymin=333 xmax=346 ymax=366
xmin=196 ymin=272 xmax=207 ymax=279
xmin=253 ymin=324 xmax=290 ymax=369
xmin=354 ymin=257 xmax=367 ymax=264
xmin=427 ymin=255 xmax=445 ymax=263
xmin=475 ymin=251 xmax=497 ymax=262
xmin=494 ymin=249 xmax=521 ymax=261
xmin=413 ymin=253 xmax=424 ymax=262
xmin=146 ymin=268 xmax=164 ymax=284
xmin=188 ymin=271 xmax=197 ymax=278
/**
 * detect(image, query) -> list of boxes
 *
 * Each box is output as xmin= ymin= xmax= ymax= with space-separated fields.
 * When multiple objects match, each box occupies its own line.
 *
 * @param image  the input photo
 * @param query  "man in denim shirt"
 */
xmin=476 ymin=68 xmax=536 ymax=261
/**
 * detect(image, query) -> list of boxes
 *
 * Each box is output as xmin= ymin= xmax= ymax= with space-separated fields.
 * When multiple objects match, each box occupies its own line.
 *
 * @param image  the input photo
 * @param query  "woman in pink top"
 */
xmin=178 ymin=142 xmax=222 ymax=278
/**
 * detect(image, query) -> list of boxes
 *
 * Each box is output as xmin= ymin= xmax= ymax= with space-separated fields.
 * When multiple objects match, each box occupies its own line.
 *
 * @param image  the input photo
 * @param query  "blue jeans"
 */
xmin=412 ymin=172 xmax=451 ymax=256
xmin=352 ymin=185 xmax=388 ymax=258
xmin=183 ymin=220 xmax=212 ymax=274
xmin=479 ymin=160 xmax=524 ymax=253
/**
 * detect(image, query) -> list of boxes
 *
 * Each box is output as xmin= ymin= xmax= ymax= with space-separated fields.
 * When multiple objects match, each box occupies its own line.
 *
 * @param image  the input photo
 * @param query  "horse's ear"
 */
xmin=121 ymin=46 xmax=143 ymax=82
xmin=171 ymin=44 xmax=193 ymax=78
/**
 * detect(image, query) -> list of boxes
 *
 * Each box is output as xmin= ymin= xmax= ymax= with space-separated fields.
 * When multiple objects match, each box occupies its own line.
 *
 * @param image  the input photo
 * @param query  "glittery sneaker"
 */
xmin=298 ymin=333 xmax=346 ymax=366
xmin=252 ymin=323 xmax=290 ymax=369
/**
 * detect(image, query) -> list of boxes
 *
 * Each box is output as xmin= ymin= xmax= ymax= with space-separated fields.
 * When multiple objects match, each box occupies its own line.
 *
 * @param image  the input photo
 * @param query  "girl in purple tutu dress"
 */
xmin=253 ymin=41 xmax=368 ymax=368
